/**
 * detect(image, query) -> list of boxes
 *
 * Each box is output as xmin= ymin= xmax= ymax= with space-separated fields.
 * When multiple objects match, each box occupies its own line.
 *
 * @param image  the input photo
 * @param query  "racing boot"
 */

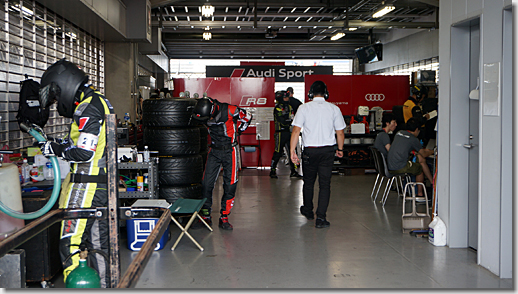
xmin=269 ymin=168 xmax=278 ymax=179
xmin=219 ymin=215 xmax=233 ymax=230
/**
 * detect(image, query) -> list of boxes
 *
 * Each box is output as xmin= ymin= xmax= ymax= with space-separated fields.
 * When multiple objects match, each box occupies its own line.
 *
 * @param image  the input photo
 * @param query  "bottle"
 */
xmin=143 ymin=173 xmax=149 ymax=191
xmin=21 ymin=158 xmax=30 ymax=184
xmin=143 ymin=146 xmax=150 ymax=163
xmin=44 ymin=161 xmax=54 ymax=180
xmin=137 ymin=176 xmax=144 ymax=192
xmin=30 ymin=164 xmax=39 ymax=182
xmin=131 ymin=147 xmax=138 ymax=162
xmin=124 ymin=112 xmax=130 ymax=126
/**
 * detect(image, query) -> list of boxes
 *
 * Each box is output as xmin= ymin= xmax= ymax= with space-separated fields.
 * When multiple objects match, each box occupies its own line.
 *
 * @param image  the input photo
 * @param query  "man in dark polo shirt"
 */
xmin=373 ymin=113 xmax=397 ymax=158
xmin=387 ymin=118 xmax=434 ymax=197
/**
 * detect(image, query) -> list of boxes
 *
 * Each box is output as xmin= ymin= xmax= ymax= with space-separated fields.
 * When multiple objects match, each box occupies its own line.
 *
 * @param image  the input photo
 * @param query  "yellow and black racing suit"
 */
xmin=57 ymin=86 xmax=113 ymax=287
xmin=270 ymin=100 xmax=296 ymax=173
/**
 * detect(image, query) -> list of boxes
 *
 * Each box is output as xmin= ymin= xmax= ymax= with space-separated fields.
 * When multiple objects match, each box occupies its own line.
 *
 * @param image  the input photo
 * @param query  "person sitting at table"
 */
xmin=373 ymin=113 xmax=397 ymax=158
xmin=387 ymin=118 xmax=434 ymax=197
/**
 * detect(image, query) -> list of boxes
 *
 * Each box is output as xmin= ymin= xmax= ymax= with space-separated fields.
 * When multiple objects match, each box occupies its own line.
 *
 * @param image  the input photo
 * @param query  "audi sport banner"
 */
xmin=304 ymin=74 xmax=409 ymax=115
xmin=206 ymin=65 xmax=333 ymax=82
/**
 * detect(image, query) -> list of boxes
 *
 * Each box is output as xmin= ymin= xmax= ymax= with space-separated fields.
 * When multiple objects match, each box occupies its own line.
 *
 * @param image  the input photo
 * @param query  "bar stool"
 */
xmin=401 ymin=182 xmax=431 ymax=232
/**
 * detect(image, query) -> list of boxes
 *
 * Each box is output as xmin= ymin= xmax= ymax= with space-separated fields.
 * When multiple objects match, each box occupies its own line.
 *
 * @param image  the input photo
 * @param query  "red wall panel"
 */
xmin=173 ymin=77 xmax=276 ymax=168
xmin=304 ymin=75 xmax=410 ymax=116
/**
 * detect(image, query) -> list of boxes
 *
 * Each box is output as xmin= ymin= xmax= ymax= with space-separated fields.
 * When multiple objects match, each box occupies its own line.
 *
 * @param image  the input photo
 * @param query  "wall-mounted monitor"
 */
xmin=355 ymin=43 xmax=383 ymax=64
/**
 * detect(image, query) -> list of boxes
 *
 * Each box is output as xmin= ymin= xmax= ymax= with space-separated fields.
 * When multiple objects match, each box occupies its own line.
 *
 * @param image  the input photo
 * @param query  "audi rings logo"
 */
xmin=365 ymin=94 xmax=385 ymax=101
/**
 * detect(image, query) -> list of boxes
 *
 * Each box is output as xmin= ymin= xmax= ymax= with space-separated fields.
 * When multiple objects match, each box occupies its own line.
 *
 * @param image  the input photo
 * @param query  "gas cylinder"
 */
xmin=65 ymin=250 xmax=101 ymax=288
xmin=0 ymin=163 xmax=25 ymax=239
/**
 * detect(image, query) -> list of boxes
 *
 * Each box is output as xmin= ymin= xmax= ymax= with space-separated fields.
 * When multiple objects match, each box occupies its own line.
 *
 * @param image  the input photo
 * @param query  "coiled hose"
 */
xmin=0 ymin=123 xmax=61 ymax=219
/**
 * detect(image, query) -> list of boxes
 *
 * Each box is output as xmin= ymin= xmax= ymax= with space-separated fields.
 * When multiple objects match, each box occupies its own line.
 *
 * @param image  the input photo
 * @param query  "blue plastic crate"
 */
xmin=126 ymin=218 xmax=169 ymax=251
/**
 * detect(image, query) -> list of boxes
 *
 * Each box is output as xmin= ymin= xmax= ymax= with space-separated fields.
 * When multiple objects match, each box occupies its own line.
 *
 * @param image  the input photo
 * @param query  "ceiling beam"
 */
xmin=153 ymin=20 xmax=436 ymax=29
xmin=158 ymin=12 xmax=427 ymax=19
xmin=413 ymin=0 xmax=439 ymax=7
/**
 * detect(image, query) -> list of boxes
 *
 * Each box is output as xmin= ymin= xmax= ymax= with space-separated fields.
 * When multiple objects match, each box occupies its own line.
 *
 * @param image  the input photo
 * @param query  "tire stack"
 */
xmin=143 ymin=98 xmax=204 ymax=204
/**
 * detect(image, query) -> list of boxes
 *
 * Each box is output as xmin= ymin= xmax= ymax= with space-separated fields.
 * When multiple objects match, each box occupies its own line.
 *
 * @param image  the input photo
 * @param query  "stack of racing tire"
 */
xmin=143 ymin=98 xmax=207 ymax=204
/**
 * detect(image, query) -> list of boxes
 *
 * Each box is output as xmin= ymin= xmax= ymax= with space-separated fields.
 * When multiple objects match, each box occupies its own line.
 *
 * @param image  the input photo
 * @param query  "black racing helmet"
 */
xmin=39 ymin=59 xmax=88 ymax=118
xmin=411 ymin=84 xmax=428 ymax=100
xmin=275 ymin=90 xmax=288 ymax=103
xmin=191 ymin=98 xmax=215 ymax=122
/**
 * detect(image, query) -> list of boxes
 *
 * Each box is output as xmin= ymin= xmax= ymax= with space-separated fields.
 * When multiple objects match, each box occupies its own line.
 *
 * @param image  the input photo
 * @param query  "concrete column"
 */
xmin=104 ymin=42 xmax=135 ymax=123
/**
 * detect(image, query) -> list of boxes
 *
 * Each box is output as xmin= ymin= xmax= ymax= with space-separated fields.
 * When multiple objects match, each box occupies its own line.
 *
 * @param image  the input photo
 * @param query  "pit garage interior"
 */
xmin=0 ymin=0 xmax=513 ymax=289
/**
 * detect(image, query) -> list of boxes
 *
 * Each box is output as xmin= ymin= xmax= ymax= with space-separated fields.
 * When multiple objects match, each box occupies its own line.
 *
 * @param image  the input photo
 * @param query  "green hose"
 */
xmin=0 ymin=126 xmax=61 ymax=220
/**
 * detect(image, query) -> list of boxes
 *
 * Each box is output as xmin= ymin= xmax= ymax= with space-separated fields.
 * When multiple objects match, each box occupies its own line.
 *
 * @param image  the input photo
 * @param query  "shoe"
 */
xmin=219 ymin=215 xmax=233 ymax=230
xmin=290 ymin=171 xmax=303 ymax=178
xmin=269 ymin=169 xmax=278 ymax=179
xmin=300 ymin=206 xmax=314 ymax=220
xmin=315 ymin=218 xmax=330 ymax=228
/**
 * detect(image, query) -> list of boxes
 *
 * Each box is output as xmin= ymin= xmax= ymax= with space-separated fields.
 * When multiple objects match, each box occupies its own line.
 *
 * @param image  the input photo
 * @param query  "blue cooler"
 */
xmin=127 ymin=200 xmax=171 ymax=251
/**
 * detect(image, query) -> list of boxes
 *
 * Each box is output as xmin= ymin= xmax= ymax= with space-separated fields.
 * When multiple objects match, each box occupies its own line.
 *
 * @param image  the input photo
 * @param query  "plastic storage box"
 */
xmin=126 ymin=199 xmax=171 ymax=251
xmin=126 ymin=218 xmax=169 ymax=251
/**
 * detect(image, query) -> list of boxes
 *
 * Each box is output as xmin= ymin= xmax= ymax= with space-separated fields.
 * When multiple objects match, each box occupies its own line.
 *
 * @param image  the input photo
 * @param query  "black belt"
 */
xmin=70 ymin=173 xmax=107 ymax=183
xmin=210 ymin=142 xmax=238 ymax=150
xmin=304 ymin=146 xmax=334 ymax=149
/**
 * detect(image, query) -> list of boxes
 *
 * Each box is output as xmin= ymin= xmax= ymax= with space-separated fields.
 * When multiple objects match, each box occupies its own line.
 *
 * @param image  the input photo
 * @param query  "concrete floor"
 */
xmin=48 ymin=164 xmax=512 ymax=289
xmin=119 ymin=165 xmax=511 ymax=289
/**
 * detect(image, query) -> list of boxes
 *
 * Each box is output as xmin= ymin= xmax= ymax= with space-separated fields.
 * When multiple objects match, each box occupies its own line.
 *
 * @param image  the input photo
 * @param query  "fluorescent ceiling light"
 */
xmin=202 ymin=4 xmax=215 ymax=17
xmin=348 ymin=27 xmax=357 ymax=31
xmin=203 ymin=31 xmax=212 ymax=40
xmin=330 ymin=32 xmax=345 ymax=40
xmin=372 ymin=5 xmax=395 ymax=18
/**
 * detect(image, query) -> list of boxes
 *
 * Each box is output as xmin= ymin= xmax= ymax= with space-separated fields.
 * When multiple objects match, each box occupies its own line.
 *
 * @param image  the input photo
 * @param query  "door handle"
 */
xmin=463 ymin=144 xmax=473 ymax=149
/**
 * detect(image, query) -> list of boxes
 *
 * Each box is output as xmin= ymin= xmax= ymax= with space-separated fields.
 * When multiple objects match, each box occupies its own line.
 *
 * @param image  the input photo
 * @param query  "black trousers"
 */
xmin=301 ymin=146 xmax=335 ymax=219
xmin=201 ymin=146 xmax=239 ymax=215
xmin=270 ymin=131 xmax=296 ymax=172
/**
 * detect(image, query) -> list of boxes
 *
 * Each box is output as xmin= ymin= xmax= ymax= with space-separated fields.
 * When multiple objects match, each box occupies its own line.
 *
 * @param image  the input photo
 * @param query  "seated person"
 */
xmin=387 ymin=118 xmax=434 ymax=197
xmin=373 ymin=113 xmax=397 ymax=158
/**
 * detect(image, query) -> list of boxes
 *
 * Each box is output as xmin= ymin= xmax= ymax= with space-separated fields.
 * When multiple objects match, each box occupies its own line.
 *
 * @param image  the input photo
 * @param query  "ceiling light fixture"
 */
xmin=330 ymin=32 xmax=345 ymax=40
xmin=202 ymin=3 xmax=215 ymax=17
xmin=203 ymin=27 xmax=212 ymax=40
xmin=348 ymin=27 xmax=357 ymax=31
xmin=372 ymin=5 xmax=395 ymax=18
xmin=203 ymin=31 xmax=212 ymax=40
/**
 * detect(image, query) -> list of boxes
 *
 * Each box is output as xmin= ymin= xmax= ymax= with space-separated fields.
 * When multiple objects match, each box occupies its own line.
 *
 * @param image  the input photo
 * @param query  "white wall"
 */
xmin=364 ymin=29 xmax=439 ymax=72
xmin=438 ymin=0 xmax=512 ymax=278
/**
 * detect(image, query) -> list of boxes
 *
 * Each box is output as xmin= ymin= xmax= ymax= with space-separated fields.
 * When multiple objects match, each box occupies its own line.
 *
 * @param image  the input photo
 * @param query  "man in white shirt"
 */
xmin=290 ymin=81 xmax=346 ymax=228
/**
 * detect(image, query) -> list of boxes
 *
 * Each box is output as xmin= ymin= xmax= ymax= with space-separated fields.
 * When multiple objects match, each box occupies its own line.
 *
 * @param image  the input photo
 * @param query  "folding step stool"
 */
xmin=169 ymin=198 xmax=213 ymax=251
xmin=401 ymin=182 xmax=431 ymax=233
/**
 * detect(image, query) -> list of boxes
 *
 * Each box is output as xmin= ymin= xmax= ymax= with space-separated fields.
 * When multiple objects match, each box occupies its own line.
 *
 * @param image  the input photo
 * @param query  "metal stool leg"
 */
xmin=373 ymin=177 xmax=385 ymax=202
xmin=370 ymin=174 xmax=380 ymax=201
xmin=382 ymin=177 xmax=395 ymax=206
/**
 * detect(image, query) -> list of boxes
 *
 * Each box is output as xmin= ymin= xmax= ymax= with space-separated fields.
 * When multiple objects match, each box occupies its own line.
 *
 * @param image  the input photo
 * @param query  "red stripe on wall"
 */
xmin=230 ymin=69 xmax=245 ymax=77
